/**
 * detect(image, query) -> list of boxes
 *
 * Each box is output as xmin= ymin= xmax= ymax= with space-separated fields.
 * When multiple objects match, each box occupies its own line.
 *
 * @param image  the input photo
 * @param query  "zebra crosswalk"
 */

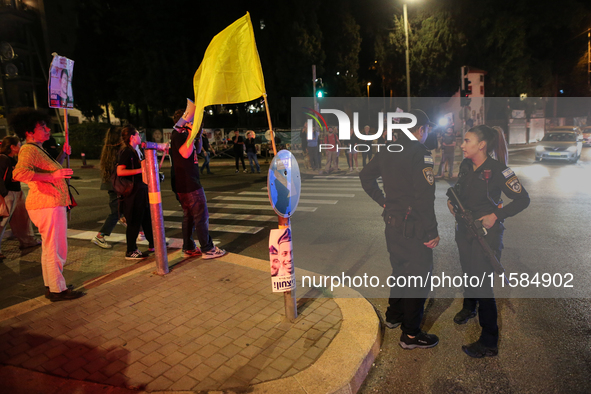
xmin=70 ymin=174 xmax=367 ymax=245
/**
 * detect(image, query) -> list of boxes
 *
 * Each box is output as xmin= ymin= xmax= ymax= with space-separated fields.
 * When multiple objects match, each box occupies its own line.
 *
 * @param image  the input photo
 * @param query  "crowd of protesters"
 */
xmin=4 ymin=107 xmax=232 ymax=302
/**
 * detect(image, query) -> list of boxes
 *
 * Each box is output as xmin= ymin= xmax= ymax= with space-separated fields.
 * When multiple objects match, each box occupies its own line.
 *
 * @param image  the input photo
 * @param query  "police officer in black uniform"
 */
xmin=360 ymin=109 xmax=440 ymax=350
xmin=448 ymin=125 xmax=530 ymax=358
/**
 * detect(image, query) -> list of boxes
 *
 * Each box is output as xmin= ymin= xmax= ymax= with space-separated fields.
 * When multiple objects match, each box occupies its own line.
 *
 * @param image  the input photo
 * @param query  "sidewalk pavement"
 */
xmin=0 ymin=246 xmax=380 ymax=394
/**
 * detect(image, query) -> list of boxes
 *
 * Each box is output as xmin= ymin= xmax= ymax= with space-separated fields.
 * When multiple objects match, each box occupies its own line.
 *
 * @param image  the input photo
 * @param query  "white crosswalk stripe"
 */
xmin=212 ymin=196 xmax=338 ymax=205
xmin=238 ymin=191 xmax=355 ymax=198
xmin=207 ymin=203 xmax=317 ymax=212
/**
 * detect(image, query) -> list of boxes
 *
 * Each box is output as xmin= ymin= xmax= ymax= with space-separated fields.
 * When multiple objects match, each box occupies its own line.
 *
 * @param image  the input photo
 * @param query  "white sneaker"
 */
xmin=202 ymin=246 xmax=227 ymax=259
xmin=91 ymin=235 xmax=112 ymax=249
xmin=137 ymin=231 xmax=146 ymax=242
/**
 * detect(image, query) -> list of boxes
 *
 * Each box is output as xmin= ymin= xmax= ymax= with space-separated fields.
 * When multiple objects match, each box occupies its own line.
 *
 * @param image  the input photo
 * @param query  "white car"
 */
xmin=535 ymin=128 xmax=582 ymax=163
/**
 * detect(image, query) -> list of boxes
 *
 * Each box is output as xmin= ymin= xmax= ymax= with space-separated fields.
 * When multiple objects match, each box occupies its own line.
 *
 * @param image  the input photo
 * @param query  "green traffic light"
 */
xmin=317 ymin=91 xmax=323 ymax=98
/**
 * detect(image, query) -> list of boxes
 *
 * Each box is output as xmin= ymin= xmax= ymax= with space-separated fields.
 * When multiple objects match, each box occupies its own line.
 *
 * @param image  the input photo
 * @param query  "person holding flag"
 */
xmin=170 ymin=109 xmax=226 ymax=259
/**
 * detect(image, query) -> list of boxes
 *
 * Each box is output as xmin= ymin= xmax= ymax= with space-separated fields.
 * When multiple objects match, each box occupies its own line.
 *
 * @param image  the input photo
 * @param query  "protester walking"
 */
xmin=92 ymin=126 xmax=122 ymax=249
xmin=200 ymin=133 xmax=215 ymax=175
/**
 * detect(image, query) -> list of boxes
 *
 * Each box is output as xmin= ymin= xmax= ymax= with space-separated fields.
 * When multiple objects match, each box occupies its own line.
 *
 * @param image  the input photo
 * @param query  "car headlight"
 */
xmin=567 ymin=146 xmax=577 ymax=152
xmin=535 ymin=145 xmax=545 ymax=152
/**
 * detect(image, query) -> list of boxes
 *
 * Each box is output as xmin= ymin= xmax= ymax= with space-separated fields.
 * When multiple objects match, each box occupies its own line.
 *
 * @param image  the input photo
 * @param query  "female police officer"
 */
xmin=447 ymin=125 xmax=530 ymax=358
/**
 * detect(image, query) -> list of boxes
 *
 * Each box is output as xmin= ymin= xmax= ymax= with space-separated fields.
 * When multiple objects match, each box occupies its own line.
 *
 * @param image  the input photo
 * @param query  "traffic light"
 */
xmin=460 ymin=90 xmax=471 ymax=107
xmin=317 ymin=90 xmax=323 ymax=98
xmin=461 ymin=75 xmax=471 ymax=106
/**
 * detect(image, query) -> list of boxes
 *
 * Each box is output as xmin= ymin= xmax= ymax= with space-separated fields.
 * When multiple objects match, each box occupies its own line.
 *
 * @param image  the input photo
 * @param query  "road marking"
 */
xmin=262 ymin=186 xmax=364 ymax=191
xmin=68 ymin=229 xmax=222 ymax=246
xmin=207 ymin=203 xmax=317 ymax=212
xmin=312 ymin=176 xmax=361 ymax=179
xmin=239 ymin=191 xmax=354 ymax=198
xmin=212 ymin=196 xmax=338 ymax=204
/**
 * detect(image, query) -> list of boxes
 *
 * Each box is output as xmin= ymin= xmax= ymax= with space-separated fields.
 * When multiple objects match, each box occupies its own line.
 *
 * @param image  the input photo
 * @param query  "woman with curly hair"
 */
xmin=91 ymin=126 xmax=122 ymax=249
xmin=10 ymin=107 xmax=84 ymax=301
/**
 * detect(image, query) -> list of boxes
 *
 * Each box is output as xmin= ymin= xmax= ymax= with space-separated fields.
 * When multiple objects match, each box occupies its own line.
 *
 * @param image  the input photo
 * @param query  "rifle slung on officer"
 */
xmin=447 ymin=187 xmax=509 ymax=285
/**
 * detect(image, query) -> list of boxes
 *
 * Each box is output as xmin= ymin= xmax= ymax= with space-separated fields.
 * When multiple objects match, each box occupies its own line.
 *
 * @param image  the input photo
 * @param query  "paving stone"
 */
xmin=193 ymin=377 xmax=219 ymax=392
xmin=86 ymin=370 xmax=108 ymax=384
xmin=145 ymin=375 xmax=173 ymax=391
xmin=202 ymin=353 xmax=229 ymax=370
xmin=163 ymin=363 xmax=191 ymax=381
xmin=21 ymin=353 xmax=50 ymax=370
xmin=137 ymin=340 xmax=161 ymax=355
xmin=169 ymin=375 xmax=198 ymax=391
xmin=209 ymin=364 xmax=235 ymax=385
xmin=180 ymin=353 xmax=203 ymax=369
xmin=144 ymin=360 xmax=172 ymax=378
xmin=211 ymin=335 xmax=234 ymax=349
xmin=101 ymin=359 xmax=127 ymax=377
xmin=219 ymin=375 xmax=249 ymax=390
xmin=177 ymin=341 xmax=202 ymax=356
xmin=161 ymin=351 xmax=187 ymax=366
xmin=61 ymin=356 xmax=88 ymax=373
xmin=254 ymin=366 xmax=283 ymax=383
xmin=238 ymin=344 xmax=264 ymax=360
xmin=232 ymin=364 xmax=261 ymax=383
xmin=69 ymin=367 xmax=91 ymax=381
xmin=42 ymin=354 xmax=69 ymax=372
xmin=272 ymin=356 xmax=295 ymax=374
xmin=139 ymin=352 xmax=164 ymax=367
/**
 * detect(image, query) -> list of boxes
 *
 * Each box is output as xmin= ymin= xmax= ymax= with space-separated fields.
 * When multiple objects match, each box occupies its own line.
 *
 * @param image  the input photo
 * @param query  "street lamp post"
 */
xmin=367 ymin=82 xmax=371 ymax=123
xmin=403 ymin=2 xmax=411 ymax=110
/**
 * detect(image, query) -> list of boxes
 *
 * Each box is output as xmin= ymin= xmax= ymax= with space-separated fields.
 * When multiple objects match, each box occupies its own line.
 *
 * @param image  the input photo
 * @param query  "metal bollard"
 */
xmin=144 ymin=148 xmax=169 ymax=275
xmin=81 ymin=153 xmax=87 ymax=166
xmin=279 ymin=216 xmax=297 ymax=322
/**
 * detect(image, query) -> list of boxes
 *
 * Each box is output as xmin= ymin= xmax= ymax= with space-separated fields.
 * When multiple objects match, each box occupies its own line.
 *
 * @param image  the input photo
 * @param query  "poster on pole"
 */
xmin=269 ymin=228 xmax=295 ymax=292
xmin=48 ymin=54 xmax=74 ymax=109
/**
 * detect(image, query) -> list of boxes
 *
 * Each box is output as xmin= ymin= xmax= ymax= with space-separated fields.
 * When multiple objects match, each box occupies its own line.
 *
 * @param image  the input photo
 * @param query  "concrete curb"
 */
xmin=1 ymin=253 xmax=381 ymax=394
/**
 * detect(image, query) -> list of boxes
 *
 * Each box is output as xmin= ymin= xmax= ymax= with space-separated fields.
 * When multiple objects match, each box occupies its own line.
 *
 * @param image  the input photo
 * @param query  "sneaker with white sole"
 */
xmin=125 ymin=250 xmax=148 ymax=260
xmin=137 ymin=231 xmax=146 ymax=242
xmin=202 ymin=246 xmax=226 ymax=259
xmin=183 ymin=248 xmax=202 ymax=257
xmin=91 ymin=235 xmax=112 ymax=249
xmin=399 ymin=331 xmax=439 ymax=349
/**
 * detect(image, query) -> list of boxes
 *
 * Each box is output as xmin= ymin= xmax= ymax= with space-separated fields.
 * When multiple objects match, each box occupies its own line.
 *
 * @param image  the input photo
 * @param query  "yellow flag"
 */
xmin=189 ymin=12 xmax=266 ymax=145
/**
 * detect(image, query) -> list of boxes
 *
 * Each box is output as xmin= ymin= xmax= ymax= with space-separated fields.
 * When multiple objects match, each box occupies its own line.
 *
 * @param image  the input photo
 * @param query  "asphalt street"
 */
xmin=1 ymin=146 xmax=590 ymax=393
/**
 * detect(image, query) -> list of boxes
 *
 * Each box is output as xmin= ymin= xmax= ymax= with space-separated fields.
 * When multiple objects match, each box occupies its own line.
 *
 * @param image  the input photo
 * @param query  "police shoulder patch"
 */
xmin=506 ymin=176 xmax=522 ymax=193
xmin=502 ymin=167 xmax=515 ymax=179
xmin=424 ymin=155 xmax=434 ymax=165
xmin=423 ymin=167 xmax=434 ymax=185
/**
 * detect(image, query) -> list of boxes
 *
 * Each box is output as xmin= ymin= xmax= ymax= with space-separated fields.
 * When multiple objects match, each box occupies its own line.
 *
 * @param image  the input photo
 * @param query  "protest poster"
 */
xmin=269 ymin=228 xmax=295 ymax=292
xmin=48 ymin=54 xmax=74 ymax=109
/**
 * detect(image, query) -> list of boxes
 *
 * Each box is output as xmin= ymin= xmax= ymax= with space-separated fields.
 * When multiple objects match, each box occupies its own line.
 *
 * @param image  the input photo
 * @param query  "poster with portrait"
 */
xmin=269 ymin=228 xmax=295 ymax=292
xmin=48 ymin=54 xmax=74 ymax=109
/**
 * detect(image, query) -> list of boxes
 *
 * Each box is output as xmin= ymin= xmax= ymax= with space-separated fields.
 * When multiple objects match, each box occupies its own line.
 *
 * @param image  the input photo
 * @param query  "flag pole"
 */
xmin=263 ymin=93 xmax=297 ymax=322
xmin=263 ymin=94 xmax=278 ymax=156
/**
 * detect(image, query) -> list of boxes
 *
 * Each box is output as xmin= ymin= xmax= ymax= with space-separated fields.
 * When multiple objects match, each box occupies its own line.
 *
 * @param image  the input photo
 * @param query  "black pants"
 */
xmin=455 ymin=221 xmax=504 ymax=348
xmin=121 ymin=185 xmax=154 ymax=253
xmin=234 ymin=150 xmax=246 ymax=170
xmin=385 ymin=224 xmax=433 ymax=336
xmin=362 ymin=150 xmax=373 ymax=167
